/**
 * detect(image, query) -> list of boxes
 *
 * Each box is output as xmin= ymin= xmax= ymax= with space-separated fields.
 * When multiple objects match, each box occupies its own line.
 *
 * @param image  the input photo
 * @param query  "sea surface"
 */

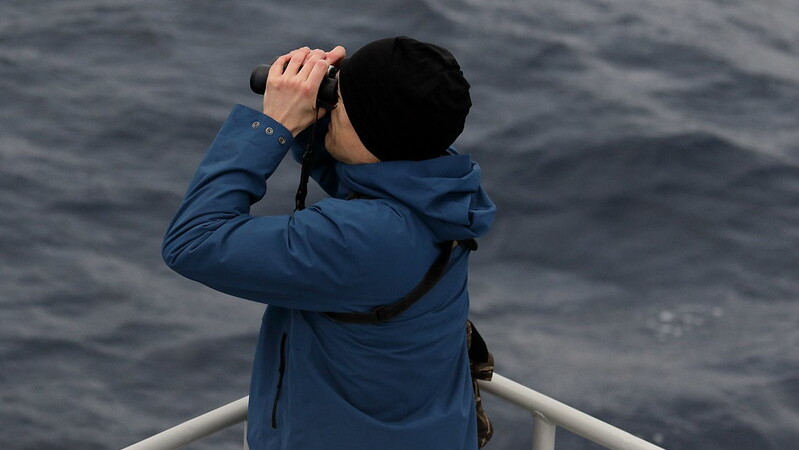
xmin=2 ymin=0 xmax=798 ymax=449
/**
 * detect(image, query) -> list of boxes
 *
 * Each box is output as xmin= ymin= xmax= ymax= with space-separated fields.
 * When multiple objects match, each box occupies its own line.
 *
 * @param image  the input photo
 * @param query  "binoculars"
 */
xmin=250 ymin=64 xmax=339 ymax=110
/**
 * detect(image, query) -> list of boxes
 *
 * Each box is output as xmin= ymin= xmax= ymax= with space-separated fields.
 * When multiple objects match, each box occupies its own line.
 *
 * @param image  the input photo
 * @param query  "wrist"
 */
xmin=262 ymin=111 xmax=304 ymax=137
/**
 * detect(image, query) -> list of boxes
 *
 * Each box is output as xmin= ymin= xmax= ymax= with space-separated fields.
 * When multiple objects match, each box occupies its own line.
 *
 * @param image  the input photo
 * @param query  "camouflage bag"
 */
xmin=466 ymin=320 xmax=494 ymax=448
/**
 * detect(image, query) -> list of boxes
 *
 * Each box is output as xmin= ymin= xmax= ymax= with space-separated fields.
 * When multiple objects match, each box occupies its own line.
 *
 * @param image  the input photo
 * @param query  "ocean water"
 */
xmin=2 ymin=0 xmax=798 ymax=449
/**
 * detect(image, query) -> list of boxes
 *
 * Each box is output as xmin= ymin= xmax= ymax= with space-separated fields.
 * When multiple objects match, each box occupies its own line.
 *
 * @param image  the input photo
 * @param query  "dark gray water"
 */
xmin=2 ymin=1 xmax=799 ymax=449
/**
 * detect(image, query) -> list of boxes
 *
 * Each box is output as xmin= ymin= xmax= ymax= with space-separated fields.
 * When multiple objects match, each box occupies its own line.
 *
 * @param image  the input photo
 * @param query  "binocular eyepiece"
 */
xmin=249 ymin=64 xmax=339 ymax=110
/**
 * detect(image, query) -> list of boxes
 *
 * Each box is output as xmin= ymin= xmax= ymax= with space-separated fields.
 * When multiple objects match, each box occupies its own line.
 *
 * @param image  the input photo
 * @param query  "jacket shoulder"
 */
xmin=306 ymin=197 xmax=439 ymax=298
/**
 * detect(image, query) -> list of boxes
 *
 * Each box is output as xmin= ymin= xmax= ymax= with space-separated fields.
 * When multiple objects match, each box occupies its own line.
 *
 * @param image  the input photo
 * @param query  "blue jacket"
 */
xmin=162 ymin=105 xmax=496 ymax=450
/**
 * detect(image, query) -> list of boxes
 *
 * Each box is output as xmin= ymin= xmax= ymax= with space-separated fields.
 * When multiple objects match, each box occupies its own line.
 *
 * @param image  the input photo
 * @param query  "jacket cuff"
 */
xmin=218 ymin=104 xmax=295 ymax=150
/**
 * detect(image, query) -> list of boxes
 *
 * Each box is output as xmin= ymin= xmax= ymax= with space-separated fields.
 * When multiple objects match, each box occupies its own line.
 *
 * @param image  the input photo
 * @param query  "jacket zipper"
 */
xmin=271 ymin=332 xmax=288 ymax=429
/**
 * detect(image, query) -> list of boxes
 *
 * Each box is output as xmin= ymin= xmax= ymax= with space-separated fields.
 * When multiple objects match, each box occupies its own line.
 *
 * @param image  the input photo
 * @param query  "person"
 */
xmin=162 ymin=36 xmax=496 ymax=450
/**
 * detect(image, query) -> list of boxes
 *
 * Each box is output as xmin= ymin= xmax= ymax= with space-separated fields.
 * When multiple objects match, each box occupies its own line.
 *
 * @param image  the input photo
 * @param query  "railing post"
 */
xmin=532 ymin=411 xmax=556 ymax=450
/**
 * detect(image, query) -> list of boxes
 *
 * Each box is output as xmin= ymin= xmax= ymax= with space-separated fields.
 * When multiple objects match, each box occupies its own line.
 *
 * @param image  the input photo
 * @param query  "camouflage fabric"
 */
xmin=466 ymin=320 xmax=494 ymax=448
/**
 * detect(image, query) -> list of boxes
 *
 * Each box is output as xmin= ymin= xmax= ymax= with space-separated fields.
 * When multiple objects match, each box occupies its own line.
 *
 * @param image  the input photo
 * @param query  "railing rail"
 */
xmin=121 ymin=372 xmax=665 ymax=450
xmin=122 ymin=397 xmax=248 ymax=450
xmin=481 ymin=374 xmax=664 ymax=450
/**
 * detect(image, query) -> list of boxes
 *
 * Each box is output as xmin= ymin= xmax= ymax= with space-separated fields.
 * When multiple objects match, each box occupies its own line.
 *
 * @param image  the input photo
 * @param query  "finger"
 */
xmin=285 ymin=47 xmax=310 ymax=75
xmin=298 ymin=52 xmax=325 ymax=79
xmin=269 ymin=53 xmax=292 ymax=78
xmin=305 ymin=59 xmax=329 ymax=89
xmin=304 ymin=48 xmax=325 ymax=64
xmin=325 ymin=46 xmax=347 ymax=66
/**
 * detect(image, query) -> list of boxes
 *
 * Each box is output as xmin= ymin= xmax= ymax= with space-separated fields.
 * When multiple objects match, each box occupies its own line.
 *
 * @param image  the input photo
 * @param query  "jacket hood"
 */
xmin=335 ymin=153 xmax=496 ymax=242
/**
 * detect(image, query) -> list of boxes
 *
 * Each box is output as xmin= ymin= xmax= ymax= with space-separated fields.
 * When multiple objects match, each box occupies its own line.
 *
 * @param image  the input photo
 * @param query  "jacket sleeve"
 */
xmin=290 ymin=117 xmax=347 ymax=198
xmin=161 ymin=105 xmax=392 ymax=312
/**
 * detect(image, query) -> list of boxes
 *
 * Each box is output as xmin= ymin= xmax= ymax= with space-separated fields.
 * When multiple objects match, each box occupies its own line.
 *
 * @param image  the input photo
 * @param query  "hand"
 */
xmin=262 ymin=46 xmax=346 ymax=137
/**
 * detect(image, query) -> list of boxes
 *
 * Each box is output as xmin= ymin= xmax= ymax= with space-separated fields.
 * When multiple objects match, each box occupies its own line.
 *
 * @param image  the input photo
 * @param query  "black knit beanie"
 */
xmin=338 ymin=36 xmax=471 ymax=161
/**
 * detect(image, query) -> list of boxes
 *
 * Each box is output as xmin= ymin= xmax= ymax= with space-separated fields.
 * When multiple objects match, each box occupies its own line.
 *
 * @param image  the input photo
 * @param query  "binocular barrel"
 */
xmin=249 ymin=65 xmax=271 ymax=95
xmin=249 ymin=64 xmax=339 ymax=110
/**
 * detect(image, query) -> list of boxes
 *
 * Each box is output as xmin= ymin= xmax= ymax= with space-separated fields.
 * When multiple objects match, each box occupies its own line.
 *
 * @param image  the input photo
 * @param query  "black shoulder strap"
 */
xmin=325 ymin=239 xmax=477 ymax=324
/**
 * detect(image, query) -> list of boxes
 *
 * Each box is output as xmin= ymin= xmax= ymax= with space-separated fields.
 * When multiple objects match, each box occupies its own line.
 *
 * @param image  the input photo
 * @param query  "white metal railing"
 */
xmin=479 ymin=374 xmax=665 ymax=450
xmin=122 ymin=397 xmax=248 ymax=450
xmin=121 ymin=372 xmax=666 ymax=450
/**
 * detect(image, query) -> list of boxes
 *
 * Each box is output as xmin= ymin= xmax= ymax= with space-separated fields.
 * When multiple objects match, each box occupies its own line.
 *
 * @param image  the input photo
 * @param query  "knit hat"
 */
xmin=338 ymin=36 xmax=471 ymax=161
